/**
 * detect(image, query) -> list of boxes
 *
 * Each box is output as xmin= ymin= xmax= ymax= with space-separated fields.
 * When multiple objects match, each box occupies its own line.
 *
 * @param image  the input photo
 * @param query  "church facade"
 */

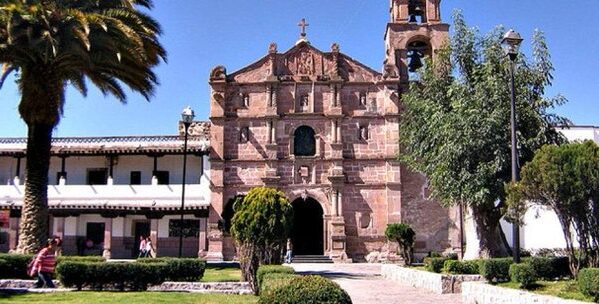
xmin=206 ymin=0 xmax=460 ymax=261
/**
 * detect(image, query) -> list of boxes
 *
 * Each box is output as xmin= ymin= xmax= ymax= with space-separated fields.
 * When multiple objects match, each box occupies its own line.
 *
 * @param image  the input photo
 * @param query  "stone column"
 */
xmin=150 ymin=219 xmax=159 ymax=257
xmin=198 ymin=217 xmax=207 ymax=257
xmin=8 ymin=216 xmax=19 ymax=252
xmin=102 ymin=217 xmax=113 ymax=259
xmin=54 ymin=217 xmax=65 ymax=240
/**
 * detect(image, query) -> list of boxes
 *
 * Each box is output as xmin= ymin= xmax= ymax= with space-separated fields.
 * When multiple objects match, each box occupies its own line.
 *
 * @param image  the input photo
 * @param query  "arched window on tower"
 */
xmin=407 ymin=40 xmax=430 ymax=81
xmin=408 ymin=0 xmax=426 ymax=24
xmin=294 ymin=126 xmax=316 ymax=157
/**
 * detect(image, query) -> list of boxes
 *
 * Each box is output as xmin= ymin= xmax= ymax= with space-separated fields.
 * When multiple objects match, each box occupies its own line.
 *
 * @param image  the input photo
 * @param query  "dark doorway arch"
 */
xmin=293 ymin=126 xmax=316 ymax=156
xmin=291 ymin=197 xmax=324 ymax=255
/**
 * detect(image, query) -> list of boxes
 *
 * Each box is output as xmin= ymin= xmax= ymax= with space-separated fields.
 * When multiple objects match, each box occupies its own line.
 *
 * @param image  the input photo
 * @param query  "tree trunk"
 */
xmin=463 ymin=204 xmax=509 ymax=260
xmin=16 ymin=123 xmax=53 ymax=254
xmin=238 ymin=242 xmax=260 ymax=295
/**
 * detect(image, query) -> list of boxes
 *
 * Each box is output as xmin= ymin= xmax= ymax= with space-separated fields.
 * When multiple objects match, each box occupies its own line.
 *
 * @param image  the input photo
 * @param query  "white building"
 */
xmin=502 ymin=125 xmax=599 ymax=251
xmin=0 ymin=123 xmax=211 ymax=258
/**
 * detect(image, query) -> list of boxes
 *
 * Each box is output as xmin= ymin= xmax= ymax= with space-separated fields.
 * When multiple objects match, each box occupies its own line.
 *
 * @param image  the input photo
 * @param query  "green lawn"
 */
xmin=0 ymin=292 xmax=257 ymax=304
xmin=202 ymin=266 xmax=242 ymax=282
xmin=497 ymin=280 xmax=594 ymax=302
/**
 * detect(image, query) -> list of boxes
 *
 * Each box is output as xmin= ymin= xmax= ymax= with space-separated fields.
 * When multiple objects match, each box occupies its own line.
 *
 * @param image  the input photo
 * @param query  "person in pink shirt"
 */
xmin=31 ymin=238 xmax=59 ymax=288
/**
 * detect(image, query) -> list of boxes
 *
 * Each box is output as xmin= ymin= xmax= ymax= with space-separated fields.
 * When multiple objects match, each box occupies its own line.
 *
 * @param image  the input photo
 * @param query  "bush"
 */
xmin=423 ymin=257 xmax=449 ymax=273
xmin=57 ymin=261 xmax=167 ymax=291
xmin=479 ymin=258 xmax=513 ymax=282
xmin=509 ymin=263 xmax=537 ymax=289
xmin=136 ymin=258 xmax=206 ymax=281
xmin=527 ymin=256 xmax=570 ymax=280
xmin=385 ymin=223 xmax=416 ymax=265
xmin=578 ymin=268 xmax=599 ymax=301
xmin=57 ymin=256 xmax=105 ymax=264
xmin=258 ymin=275 xmax=352 ymax=304
xmin=443 ymin=260 xmax=479 ymax=274
xmin=257 ymin=265 xmax=295 ymax=289
xmin=260 ymin=273 xmax=299 ymax=294
xmin=0 ymin=253 xmax=33 ymax=279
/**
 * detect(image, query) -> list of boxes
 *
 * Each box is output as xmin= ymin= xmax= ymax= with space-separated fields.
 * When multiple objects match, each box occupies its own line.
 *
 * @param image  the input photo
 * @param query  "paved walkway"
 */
xmin=290 ymin=263 xmax=462 ymax=304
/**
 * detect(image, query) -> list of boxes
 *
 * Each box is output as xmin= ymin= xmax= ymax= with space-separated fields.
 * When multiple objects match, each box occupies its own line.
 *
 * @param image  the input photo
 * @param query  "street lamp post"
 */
xmin=179 ymin=106 xmax=195 ymax=258
xmin=502 ymin=29 xmax=523 ymax=263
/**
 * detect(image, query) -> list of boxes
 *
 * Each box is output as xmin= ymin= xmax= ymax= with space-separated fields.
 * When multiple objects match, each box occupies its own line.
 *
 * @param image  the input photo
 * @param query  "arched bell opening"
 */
xmin=406 ymin=40 xmax=431 ymax=81
xmin=408 ymin=0 xmax=427 ymax=24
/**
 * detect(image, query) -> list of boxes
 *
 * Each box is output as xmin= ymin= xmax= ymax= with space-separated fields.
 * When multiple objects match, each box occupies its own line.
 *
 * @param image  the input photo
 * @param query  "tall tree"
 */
xmin=399 ymin=11 xmax=567 ymax=259
xmin=0 ymin=0 xmax=166 ymax=253
xmin=509 ymin=142 xmax=599 ymax=275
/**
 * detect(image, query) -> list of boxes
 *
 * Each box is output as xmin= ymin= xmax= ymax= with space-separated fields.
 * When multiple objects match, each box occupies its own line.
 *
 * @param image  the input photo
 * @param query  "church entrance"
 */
xmin=291 ymin=197 xmax=324 ymax=255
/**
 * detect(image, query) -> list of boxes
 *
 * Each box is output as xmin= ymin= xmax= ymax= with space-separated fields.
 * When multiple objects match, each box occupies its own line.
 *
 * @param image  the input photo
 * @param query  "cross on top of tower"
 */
xmin=298 ymin=18 xmax=309 ymax=38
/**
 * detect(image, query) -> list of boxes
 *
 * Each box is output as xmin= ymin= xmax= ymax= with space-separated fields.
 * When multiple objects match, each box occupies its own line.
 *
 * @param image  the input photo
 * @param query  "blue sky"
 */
xmin=1 ymin=0 xmax=598 ymax=137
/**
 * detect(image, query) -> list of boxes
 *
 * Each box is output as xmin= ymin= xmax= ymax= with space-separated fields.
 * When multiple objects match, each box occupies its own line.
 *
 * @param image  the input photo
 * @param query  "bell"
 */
xmin=408 ymin=14 xmax=418 ymax=23
xmin=408 ymin=51 xmax=423 ymax=72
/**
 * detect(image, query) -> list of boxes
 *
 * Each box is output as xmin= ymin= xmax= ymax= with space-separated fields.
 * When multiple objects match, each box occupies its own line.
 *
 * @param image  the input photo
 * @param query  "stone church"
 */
xmin=207 ymin=0 xmax=460 ymax=262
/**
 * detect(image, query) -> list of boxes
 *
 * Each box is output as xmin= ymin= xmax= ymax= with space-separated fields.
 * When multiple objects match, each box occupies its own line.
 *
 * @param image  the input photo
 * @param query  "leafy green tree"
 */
xmin=231 ymin=187 xmax=293 ymax=295
xmin=510 ymin=141 xmax=599 ymax=276
xmin=385 ymin=223 xmax=415 ymax=265
xmin=399 ymin=11 xmax=567 ymax=259
xmin=0 ymin=0 xmax=166 ymax=253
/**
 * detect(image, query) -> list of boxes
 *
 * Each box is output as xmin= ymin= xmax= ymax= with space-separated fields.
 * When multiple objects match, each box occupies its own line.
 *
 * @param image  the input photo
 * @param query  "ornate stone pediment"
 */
xmin=227 ymin=42 xmax=381 ymax=83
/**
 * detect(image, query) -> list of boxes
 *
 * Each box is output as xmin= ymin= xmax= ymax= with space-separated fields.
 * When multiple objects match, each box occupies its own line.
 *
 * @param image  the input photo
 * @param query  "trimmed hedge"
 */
xmin=0 ymin=254 xmax=33 ymax=279
xmin=57 ymin=261 xmax=167 ymax=291
xmin=256 ymin=265 xmax=295 ymax=289
xmin=423 ymin=257 xmax=448 ymax=273
xmin=443 ymin=260 xmax=479 ymax=275
xmin=260 ymin=272 xmax=299 ymax=294
xmin=258 ymin=275 xmax=352 ymax=304
xmin=137 ymin=258 xmax=206 ymax=281
xmin=0 ymin=253 xmax=106 ymax=279
xmin=479 ymin=258 xmax=513 ymax=282
xmin=509 ymin=263 xmax=537 ymax=289
xmin=578 ymin=268 xmax=599 ymax=301
xmin=527 ymin=256 xmax=570 ymax=280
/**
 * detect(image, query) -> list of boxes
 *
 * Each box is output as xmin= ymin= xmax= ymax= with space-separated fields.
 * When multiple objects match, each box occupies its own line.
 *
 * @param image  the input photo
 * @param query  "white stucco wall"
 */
xmin=502 ymin=125 xmax=598 ymax=250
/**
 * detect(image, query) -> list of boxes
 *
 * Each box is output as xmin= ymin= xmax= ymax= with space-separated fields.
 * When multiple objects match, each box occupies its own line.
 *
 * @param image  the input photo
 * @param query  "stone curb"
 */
xmin=462 ymin=282 xmax=590 ymax=304
xmin=0 ymin=279 xmax=251 ymax=294
xmin=381 ymin=264 xmax=483 ymax=294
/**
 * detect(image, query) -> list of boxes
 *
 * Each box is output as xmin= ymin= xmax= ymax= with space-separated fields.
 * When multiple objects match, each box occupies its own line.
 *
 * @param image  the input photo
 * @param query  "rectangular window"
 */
xmin=86 ymin=222 xmax=105 ymax=248
xmin=154 ymin=171 xmax=169 ymax=185
xmin=130 ymin=171 xmax=141 ymax=185
xmin=168 ymin=219 xmax=199 ymax=238
xmin=87 ymin=168 xmax=108 ymax=185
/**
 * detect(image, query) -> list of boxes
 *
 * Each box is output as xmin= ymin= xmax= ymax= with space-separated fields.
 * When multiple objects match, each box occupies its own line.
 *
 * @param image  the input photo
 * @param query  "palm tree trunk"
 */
xmin=16 ymin=123 xmax=53 ymax=254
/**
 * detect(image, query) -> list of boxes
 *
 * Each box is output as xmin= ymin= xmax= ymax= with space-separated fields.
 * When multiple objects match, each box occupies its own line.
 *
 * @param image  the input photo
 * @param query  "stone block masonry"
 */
xmin=381 ymin=264 xmax=483 ymax=294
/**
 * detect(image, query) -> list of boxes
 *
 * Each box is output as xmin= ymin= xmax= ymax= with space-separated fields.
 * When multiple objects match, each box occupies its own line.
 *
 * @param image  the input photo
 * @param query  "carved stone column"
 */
xmin=150 ymin=219 xmax=159 ymax=257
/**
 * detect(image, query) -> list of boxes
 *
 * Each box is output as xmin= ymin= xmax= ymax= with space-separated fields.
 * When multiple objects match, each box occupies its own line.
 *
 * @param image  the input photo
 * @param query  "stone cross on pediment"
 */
xmin=298 ymin=18 xmax=309 ymax=38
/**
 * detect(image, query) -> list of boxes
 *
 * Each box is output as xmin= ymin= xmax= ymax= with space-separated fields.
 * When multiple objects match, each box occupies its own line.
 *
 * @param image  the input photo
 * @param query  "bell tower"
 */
xmin=384 ymin=0 xmax=448 ymax=82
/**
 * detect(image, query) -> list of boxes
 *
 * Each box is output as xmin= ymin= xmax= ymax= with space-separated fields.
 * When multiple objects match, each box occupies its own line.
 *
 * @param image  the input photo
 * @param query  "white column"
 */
xmin=8 ymin=216 xmax=19 ymax=252
xmin=150 ymin=219 xmax=159 ymax=257
xmin=102 ymin=218 xmax=113 ymax=259
xmin=198 ymin=217 xmax=207 ymax=256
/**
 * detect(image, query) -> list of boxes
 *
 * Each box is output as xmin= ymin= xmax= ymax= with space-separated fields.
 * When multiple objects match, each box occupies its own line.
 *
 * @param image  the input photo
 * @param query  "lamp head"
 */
xmin=502 ymin=29 xmax=523 ymax=60
xmin=181 ymin=106 xmax=195 ymax=125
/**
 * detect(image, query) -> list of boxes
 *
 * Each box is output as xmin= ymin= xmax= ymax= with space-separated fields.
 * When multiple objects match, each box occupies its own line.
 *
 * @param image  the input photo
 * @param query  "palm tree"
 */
xmin=0 ymin=0 xmax=166 ymax=253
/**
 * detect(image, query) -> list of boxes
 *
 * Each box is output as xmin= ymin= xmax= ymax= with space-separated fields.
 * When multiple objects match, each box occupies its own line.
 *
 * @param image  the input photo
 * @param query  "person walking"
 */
xmin=145 ymin=237 xmax=155 ymax=258
xmin=285 ymin=239 xmax=293 ymax=264
xmin=30 ymin=239 xmax=59 ymax=288
xmin=138 ymin=235 xmax=147 ymax=258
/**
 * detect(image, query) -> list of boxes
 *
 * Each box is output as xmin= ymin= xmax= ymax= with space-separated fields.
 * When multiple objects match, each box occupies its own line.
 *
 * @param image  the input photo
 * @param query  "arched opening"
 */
xmin=293 ymin=126 xmax=316 ymax=157
xmin=406 ymin=40 xmax=431 ymax=80
xmin=291 ymin=197 xmax=324 ymax=255
xmin=221 ymin=195 xmax=244 ymax=234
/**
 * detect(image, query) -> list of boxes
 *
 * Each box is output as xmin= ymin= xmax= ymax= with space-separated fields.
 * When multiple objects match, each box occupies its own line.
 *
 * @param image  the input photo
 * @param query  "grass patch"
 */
xmin=202 ymin=266 xmax=242 ymax=282
xmin=0 ymin=291 xmax=257 ymax=304
xmin=497 ymin=280 xmax=595 ymax=302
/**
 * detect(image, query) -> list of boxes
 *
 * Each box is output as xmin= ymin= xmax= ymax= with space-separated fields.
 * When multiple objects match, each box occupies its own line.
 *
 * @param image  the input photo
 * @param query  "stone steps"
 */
xmin=291 ymin=255 xmax=334 ymax=263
